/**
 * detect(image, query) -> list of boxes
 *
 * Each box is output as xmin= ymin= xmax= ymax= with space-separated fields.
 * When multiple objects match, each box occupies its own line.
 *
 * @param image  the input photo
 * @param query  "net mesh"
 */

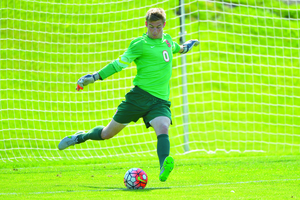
xmin=0 ymin=0 xmax=299 ymax=162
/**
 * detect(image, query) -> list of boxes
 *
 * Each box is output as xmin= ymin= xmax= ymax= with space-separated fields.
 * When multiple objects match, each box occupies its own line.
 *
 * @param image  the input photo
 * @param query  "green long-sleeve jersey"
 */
xmin=99 ymin=33 xmax=181 ymax=100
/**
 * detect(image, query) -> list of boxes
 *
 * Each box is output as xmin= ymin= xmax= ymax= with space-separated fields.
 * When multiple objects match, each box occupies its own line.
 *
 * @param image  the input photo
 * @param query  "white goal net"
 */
xmin=1 ymin=0 xmax=299 ymax=162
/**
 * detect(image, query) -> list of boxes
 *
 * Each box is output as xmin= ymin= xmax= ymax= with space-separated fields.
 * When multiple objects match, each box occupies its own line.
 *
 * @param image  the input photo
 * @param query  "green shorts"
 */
xmin=113 ymin=86 xmax=172 ymax=128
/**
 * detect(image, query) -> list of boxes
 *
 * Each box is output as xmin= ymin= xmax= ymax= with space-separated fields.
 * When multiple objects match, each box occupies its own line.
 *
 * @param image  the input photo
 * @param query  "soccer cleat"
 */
xmin=159 ymin=156 xmax=174 ymax=182
xmin=58 ymin=131 xmax=85 ymax=150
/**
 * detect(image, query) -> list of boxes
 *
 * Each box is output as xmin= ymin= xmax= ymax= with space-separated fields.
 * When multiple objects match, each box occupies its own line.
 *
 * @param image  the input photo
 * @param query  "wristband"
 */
xmin=92 ymin=72 xmax=100 ymax=81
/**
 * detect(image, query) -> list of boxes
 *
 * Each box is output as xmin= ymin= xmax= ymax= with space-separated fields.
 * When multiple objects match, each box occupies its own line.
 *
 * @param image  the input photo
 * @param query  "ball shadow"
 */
xmin=79 ymin=185 xmax=171 ymax=192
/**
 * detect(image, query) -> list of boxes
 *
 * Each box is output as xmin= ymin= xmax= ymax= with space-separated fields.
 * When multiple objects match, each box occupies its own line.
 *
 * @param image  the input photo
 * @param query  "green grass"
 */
xmin=0 ymin=153 xmax=299 ymax=199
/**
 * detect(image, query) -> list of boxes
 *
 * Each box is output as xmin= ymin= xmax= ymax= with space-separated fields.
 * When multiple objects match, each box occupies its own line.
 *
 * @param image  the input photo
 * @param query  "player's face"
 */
xmin=146 ymin=20 xmax=165 ymax=39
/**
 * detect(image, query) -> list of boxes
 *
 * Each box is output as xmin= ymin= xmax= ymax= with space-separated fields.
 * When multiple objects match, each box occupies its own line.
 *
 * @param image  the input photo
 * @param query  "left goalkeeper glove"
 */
xmin=181 ymin=39 xmax=200 ymax=54
xmin=76 ymin=72 xmax=100 ymax=91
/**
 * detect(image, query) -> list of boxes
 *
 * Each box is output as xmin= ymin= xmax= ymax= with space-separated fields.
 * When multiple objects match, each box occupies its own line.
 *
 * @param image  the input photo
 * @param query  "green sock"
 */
xmin=77 ymin=126 xmax=104 ymax=143
xmin=157 ymin=134 xmax=170 ymax=169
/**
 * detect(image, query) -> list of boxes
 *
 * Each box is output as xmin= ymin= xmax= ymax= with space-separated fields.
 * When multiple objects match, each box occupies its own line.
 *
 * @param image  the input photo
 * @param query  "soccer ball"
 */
xmin=124 ymin=168 xmax=148 ymax=189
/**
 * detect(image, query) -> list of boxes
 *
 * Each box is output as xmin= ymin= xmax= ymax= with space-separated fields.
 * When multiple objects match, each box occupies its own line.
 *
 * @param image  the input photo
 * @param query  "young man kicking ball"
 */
xmin=58 ymin=8 xmax=199 ymax=182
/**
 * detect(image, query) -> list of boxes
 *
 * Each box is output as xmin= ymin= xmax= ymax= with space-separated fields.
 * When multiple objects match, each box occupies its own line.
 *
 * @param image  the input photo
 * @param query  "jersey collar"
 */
xmin=143 ymin=33 xmax=165 ymax=44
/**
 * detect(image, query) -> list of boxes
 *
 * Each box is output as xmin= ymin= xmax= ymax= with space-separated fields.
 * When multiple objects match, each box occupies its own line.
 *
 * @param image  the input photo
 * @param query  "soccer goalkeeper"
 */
xmin=58 ymin=8 xmax=199 ymax=182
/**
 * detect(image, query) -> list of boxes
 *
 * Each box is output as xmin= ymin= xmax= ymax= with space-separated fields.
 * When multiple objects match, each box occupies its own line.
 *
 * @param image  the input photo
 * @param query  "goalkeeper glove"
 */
xmin=181 ymin=39 xmax=200 ymax=54
xmin=76 ymin=72 xmax=100 ymax=91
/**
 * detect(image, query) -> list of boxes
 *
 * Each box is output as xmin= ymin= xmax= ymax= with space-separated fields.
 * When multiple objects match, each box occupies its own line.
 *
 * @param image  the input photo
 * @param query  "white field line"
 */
xmin=0 ymin=155 xmax=296 ymax=172
xmin=0 ymin=178 xmax=299 ymax=195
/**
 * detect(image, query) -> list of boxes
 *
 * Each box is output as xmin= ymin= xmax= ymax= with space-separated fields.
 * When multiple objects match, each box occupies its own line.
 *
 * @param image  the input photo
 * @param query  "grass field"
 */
xmin=0 ymin=153 xmax=300 ymax=199
xmin=1 ymin=0 xmax=300 ymax=199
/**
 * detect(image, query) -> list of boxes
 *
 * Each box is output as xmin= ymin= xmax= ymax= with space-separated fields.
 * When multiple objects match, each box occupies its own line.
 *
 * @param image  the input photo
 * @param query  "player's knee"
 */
xmin=156 ymin=123 xmax=169 ymax=135
xmin=101 ymin=129 xmax=113 ymax=139
xmin=101 ymin=133 xmax=109 ymax=140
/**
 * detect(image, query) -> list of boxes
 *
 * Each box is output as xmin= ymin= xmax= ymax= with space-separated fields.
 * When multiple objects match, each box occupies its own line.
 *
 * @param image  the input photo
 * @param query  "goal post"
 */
xmin=179 ymin=0 xmax=190 ymax=153
xmin=1 ymin=0 xmax=300 ymax=162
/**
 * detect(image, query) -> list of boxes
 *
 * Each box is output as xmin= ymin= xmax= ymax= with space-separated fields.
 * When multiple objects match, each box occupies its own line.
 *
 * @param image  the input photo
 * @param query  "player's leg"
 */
xmin=58 ymin=87 xmax=143 ymax=150
xmin=58 ymin=119 xmax=126 ymax=150
xmin=150 ymin=116 xmax=174 ymax=182
xmin=151 ymin=116 xmax=171 ymax=168
xmin=77 ymin=119 xmax=127 ymax=141
xmin=101 ymin=119 xmax=127 ymax=139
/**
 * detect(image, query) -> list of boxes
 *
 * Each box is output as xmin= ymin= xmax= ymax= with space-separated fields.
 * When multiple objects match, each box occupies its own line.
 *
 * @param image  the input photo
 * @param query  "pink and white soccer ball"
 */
xmin=124 ymin=168 xmax=148 ymax=189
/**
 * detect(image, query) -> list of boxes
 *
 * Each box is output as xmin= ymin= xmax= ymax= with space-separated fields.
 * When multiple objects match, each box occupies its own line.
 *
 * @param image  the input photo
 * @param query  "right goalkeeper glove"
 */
xmin=181 ymin=39 xmax=200 ymax=54
xmin=76 ymin=72 xmax=100 ymax=91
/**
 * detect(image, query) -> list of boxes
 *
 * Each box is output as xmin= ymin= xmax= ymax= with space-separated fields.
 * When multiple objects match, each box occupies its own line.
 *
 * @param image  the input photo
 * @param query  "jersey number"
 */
xmin=163 ymin=50 xmax=170 ymax=62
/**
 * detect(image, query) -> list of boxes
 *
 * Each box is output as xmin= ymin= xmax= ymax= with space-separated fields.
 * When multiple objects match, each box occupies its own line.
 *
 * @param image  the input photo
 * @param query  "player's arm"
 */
xmin=179 ymin=39 xmax=200 ymax=54
xmin=76 ymin=59 xmax=131 ymax=91
xmin=76 ymin=39 xmax=142 ymax=91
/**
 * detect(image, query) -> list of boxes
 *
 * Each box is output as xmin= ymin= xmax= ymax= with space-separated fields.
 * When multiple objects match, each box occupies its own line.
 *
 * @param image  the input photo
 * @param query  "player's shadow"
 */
xmin=80 ymin=185 xmax=171 ymax=192
xmin=123 ymin=187 xmax=171 ymax=192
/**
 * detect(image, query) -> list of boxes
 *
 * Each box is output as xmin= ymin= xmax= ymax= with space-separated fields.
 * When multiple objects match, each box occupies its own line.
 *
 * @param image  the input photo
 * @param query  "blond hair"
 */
xmin=145 ymin=8 xmax=166 ymax=23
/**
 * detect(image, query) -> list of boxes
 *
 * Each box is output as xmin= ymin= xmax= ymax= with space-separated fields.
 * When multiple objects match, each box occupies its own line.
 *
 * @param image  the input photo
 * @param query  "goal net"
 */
xmin=1 ymin=0 xmax=299 ymax=162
